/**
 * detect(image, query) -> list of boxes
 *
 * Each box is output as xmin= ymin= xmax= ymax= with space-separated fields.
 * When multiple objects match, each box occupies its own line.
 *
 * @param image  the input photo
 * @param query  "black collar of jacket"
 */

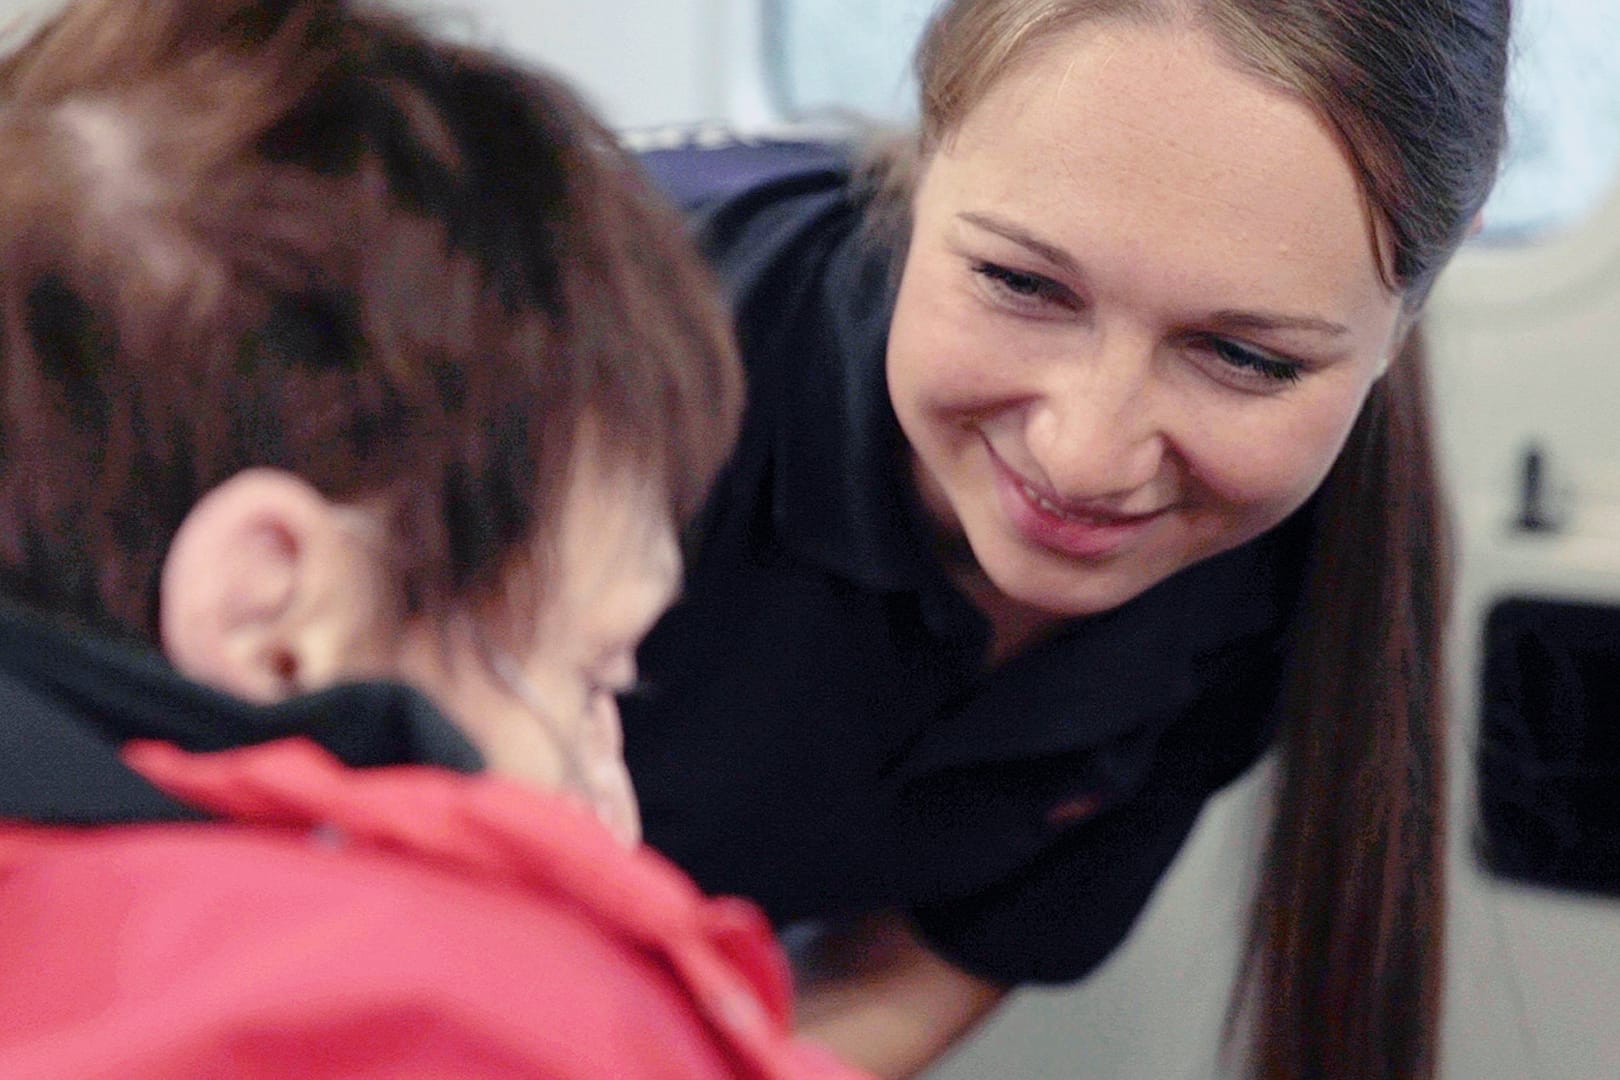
xmin=0 ymin=604 xmax=482 ymax=826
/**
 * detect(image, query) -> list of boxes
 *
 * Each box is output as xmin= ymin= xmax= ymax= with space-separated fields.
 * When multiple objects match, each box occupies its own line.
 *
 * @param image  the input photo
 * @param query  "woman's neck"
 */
xmin=947 ymin=562 xmax=1067 ymax=667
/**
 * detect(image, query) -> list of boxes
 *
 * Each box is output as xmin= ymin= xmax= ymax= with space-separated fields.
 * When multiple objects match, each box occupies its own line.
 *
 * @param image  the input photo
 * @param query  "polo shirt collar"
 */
xmin=891 ymin=512 xmax=1309 ymax=779
xmin=765 ymin=220 xmax=948 ymax=599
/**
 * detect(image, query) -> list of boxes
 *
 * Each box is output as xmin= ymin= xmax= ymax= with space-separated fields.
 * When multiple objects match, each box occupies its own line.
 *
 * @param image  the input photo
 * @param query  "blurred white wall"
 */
xmin=397 ymin=0 xmax=743 ymax=129
xmin=1431 ymin=201 xmax=1620 ymax=507
xmin=0 ymin=0 xmax=759 ymax=130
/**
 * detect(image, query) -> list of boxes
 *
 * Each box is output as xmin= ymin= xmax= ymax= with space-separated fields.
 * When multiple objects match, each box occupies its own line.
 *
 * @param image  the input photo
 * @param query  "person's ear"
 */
xmin=1377 ymin=312 xmax=1423 ymax=380
xmin=1376 ymin=343 xmax=1397 ymax=379
xmin=160 ymin=468 xmax=386 ymax=703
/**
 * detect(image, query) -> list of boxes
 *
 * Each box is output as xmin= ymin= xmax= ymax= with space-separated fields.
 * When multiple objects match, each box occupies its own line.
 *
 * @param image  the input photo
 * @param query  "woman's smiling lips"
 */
xmin=984 ymin=442 xmax=1167 ymax=559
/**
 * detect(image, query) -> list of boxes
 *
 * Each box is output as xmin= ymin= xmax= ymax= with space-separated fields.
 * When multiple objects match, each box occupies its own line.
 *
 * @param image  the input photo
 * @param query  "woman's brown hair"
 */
xmin=895 ymin=1 xmax=1511 ymax=1076
xmin=0 ymin=0 xmax=742 ymax=645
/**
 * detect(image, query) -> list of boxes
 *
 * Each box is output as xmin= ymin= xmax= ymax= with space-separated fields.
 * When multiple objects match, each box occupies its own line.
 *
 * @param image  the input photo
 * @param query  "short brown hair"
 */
xmin=0 ymin=0 xmax=742 ymax=642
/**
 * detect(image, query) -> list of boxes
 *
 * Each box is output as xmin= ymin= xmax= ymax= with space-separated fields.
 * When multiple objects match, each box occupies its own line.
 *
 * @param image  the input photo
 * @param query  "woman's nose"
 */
xmin=1023 ymin=333 xmax=1168 ymax=505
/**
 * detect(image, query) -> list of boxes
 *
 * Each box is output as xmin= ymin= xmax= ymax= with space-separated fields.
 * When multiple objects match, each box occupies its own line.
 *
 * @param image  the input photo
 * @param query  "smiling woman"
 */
xmin=626 ymin=2 xmax=1511 ymax=1078
xmin=890 ymin=22 xmax=1401 ymax=630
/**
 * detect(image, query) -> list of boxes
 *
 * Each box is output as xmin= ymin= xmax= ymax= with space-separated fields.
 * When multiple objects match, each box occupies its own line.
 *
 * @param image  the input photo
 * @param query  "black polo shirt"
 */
xmin=624 ymin=139 xmax=1310 ymax=985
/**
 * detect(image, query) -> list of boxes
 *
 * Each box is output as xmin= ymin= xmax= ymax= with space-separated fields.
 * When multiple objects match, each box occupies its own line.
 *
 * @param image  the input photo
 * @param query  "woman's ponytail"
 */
xmin=1244 ymin=326 xmax=1452 ymax=1080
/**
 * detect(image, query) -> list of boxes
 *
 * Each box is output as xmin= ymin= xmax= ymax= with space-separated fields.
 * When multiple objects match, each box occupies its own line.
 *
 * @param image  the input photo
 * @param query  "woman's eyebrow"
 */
xmin=1207 ymin=309 xmax=1350 ymax=338
xmin=957 ymin=211 xmax=1082 ymax=277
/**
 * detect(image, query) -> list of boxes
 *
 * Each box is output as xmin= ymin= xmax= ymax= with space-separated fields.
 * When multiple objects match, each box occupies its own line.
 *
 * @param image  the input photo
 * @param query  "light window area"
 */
xmin=766 ymin=0 xmax=927 ymax=124
xmin=766 ymin=0 xmax=1620 ymax=243
xmin=1482 ymin=0 xmax=1620 ymax=242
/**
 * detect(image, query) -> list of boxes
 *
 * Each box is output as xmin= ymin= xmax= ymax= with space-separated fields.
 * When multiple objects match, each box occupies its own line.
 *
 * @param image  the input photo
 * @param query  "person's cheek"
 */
xmin=1179 ymin=408 xmax=1329 ymax=534
xmin=478 ymin=698 xmax=572 ymax=793
xmin=589 ymin=758 xmax=642 ymax=847
xmin=581 ymin=698 xmax=641 ymax=846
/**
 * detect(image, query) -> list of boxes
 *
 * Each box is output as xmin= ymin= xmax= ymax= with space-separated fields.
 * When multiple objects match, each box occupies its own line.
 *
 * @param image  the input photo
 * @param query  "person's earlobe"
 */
xmin=160 ymin=468 xmax=364 ymax=703
xmin=1378 ymin=317 xmax=1420 ymax=380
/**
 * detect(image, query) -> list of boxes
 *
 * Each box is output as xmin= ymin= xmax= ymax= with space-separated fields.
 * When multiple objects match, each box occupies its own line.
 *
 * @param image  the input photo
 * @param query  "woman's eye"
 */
xmin=582 ymin=681 xmax=620 ymax=717
xmin=586 ymin=672 xmax=643 ymax=703
xmin=971 ymin=261 xmax=1075 ymax=311
xmin=584 ymin=649 xmax=642 ymax=701
xmin=1204 ymin=337 xmax=1304 ymax=386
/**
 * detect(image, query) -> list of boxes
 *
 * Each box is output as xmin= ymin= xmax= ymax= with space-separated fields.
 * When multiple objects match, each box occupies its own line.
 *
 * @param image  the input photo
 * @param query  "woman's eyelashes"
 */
xmin=585 ymin=653 xmax=642 ymax=702
xmin=969 ymin=258 xmax=1307 ymax=389
xmin=1198 ymin=336 xmax=1305 ymax=387
xmin=588 ymin=677 xmax=644 ymax=703
xmin=971 ymin=260 xmax=1077 ymax=312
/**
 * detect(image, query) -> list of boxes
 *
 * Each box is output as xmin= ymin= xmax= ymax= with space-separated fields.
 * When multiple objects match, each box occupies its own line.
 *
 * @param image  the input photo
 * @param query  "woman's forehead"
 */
xmin=932 ymin=21 xmax=1395 ymax=324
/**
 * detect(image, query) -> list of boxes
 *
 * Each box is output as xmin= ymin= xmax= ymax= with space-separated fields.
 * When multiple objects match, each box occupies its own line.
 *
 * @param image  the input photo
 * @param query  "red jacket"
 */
xmin=0 ymin=737 xmax=870 ymax=1080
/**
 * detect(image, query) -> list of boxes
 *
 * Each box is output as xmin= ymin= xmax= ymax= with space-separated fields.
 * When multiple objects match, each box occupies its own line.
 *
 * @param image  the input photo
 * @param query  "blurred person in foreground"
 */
xmin=0 ymin=1 xmax=866 ymax=1077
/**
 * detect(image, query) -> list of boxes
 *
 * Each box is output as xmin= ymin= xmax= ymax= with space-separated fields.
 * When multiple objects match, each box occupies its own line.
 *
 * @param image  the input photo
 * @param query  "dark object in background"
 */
xmin=1515 ymin=443 xmax=1559 ymax=534
xmin=1478 ymin=598 xmax=1620 ymax=895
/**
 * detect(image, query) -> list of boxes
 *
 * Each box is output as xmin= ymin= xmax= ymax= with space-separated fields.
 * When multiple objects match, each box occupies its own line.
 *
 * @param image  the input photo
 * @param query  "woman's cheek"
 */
xmin=1184 ymin=404 xmax=1358 ymax=534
